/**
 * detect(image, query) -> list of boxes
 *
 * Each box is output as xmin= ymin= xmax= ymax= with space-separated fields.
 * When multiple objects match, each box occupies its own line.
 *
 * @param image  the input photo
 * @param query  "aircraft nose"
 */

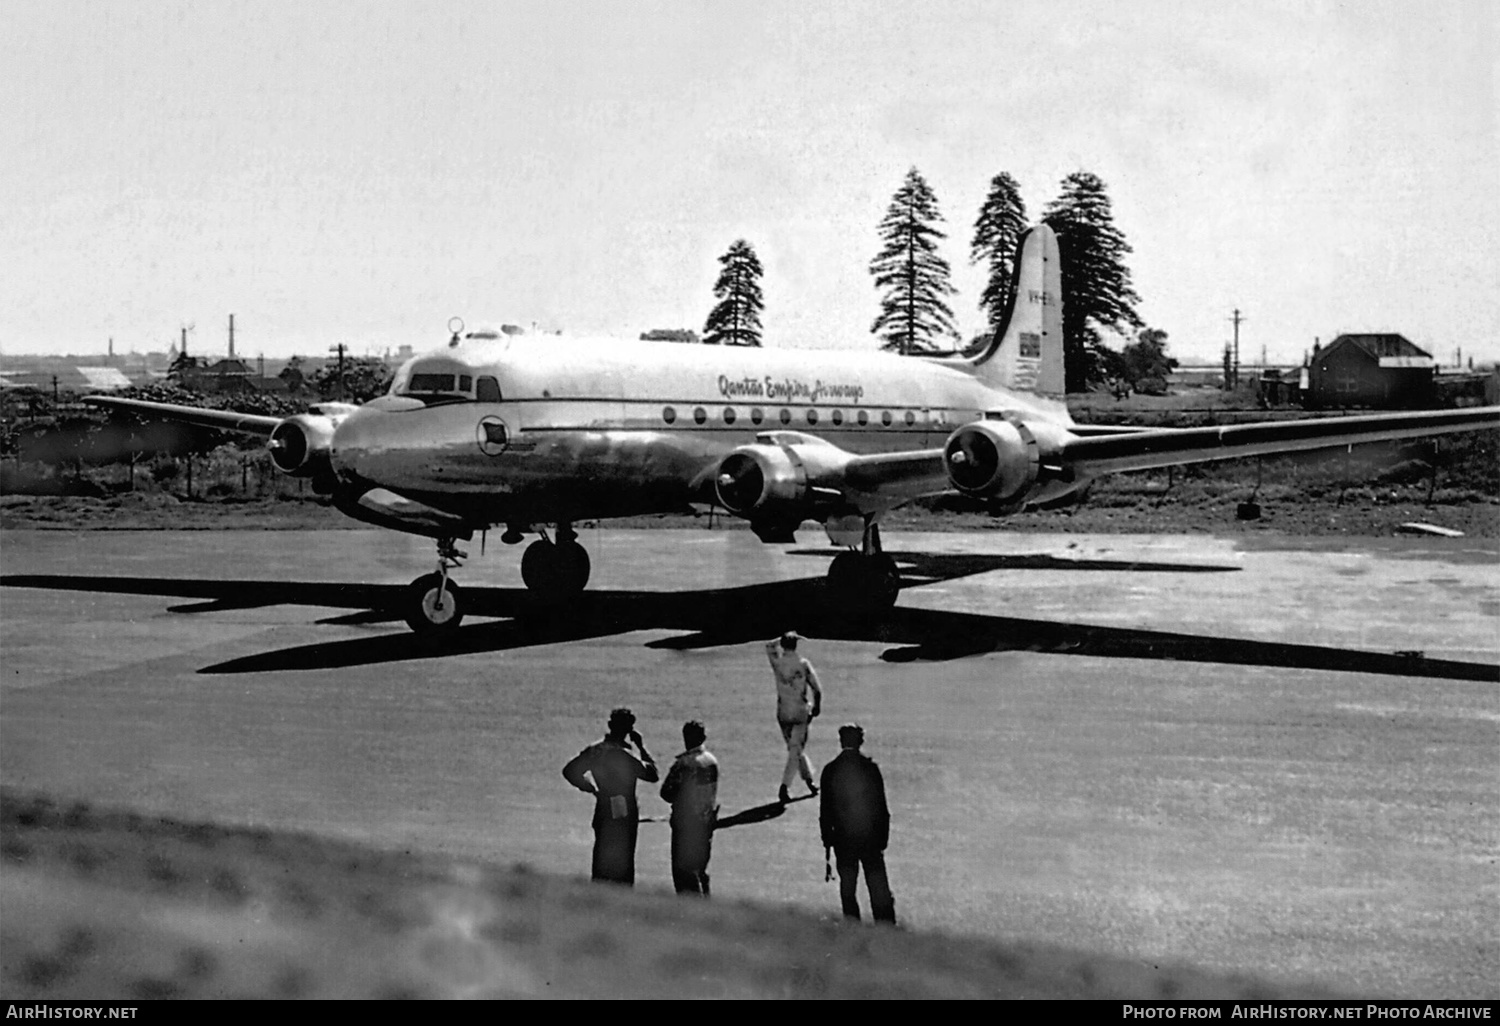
xmin=330 ymin=407 xmax=430 ymax=486
xmin=330 ymin=405 xmax=495 ymax=492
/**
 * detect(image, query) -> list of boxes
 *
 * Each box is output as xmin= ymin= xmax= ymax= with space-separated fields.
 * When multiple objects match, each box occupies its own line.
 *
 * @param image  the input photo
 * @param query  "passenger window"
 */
xmin=751 ymin=408 xmax=764 ymax=425
xmin=857 ymin=410 xmax=869 ymax=426
xmin=477 ymin=376 xmax=501 ymax=402
xmin=806 ymin=409 xmax=819 ymax=425
xmin=881 ymin=410 xmax=892 ymax=427
xmin=694 ymin=407 xmax=707 ymax=425
xmin=723 ymin=407 xmax=737 ymax=424
xmin=904 ymin=410 xmax=917 ymax=426
xmin=663 ymin=406 xmax=676 ymax=424
xmin=832 ymin=409 xmax=843 ymax=426
xmin=779 ymin=409 xmax=792 ymax=425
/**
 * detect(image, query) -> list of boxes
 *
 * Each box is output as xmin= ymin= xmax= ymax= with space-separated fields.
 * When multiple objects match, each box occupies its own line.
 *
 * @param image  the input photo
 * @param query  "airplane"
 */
xmin=85 ymin=225 xmax=1500 ymax=633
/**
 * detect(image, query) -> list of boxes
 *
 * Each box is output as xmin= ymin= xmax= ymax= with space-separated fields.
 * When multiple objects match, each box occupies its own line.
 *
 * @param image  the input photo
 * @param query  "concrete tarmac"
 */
xmin=1 ymin=528 xmax=1496 ymax=997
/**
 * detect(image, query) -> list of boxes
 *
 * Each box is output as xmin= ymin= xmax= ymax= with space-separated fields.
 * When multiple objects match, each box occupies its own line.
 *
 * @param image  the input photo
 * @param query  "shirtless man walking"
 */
xmin=766 ymin=631 xmax=823 ymax=804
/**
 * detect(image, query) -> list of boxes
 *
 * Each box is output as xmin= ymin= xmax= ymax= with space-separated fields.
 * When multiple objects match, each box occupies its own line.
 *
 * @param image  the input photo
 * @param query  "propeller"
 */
xmin=714 ymin=453 xmax=765 ymax=514
xmin=946 ymin=429 xmax=997 ymax=492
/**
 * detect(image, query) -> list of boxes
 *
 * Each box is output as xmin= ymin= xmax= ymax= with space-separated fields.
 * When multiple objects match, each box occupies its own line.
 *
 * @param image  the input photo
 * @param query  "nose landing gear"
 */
xmin=520 ymin=523 xmax=591 ymax=603
xmin=405 ymin=536 xmax=467 ymax=633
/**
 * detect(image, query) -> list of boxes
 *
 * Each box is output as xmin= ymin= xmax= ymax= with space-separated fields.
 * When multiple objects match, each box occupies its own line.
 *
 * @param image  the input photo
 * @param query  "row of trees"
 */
xmin=164 ymin=352 xmax=394 ymax=404
xmin=696 ymin=168 xmax=1173 ymax=392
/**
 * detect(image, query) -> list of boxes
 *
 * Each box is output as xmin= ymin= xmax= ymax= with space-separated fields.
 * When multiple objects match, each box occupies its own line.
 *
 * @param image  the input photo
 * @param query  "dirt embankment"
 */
xmin=1 ymin=791 xmax=1333 ymax=1000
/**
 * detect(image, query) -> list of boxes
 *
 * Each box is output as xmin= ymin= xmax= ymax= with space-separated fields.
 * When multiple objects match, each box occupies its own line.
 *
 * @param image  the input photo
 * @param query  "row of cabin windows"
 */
xmin=662 ymin=406 xmax=920 ymax=428
xmin=398 ymin=376 xmax=924 ymax=428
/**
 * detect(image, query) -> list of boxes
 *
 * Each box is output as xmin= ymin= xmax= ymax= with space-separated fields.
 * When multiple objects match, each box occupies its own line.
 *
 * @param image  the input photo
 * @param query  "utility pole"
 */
xmin=328 ymin=343 xmax=347 ymax=401
xmin=1228 ymin=308 xmax=1246 ymax=389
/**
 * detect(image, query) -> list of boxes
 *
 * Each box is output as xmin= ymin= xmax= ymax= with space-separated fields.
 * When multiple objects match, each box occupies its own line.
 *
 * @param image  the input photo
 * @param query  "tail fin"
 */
xmin=969 ymin=224 xmax=1064 ymax=396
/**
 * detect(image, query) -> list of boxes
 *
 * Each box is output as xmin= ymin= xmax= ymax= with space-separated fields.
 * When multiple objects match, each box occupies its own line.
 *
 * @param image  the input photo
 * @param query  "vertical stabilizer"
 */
xmin=969 ymin=224 xmax=1064 ymax=396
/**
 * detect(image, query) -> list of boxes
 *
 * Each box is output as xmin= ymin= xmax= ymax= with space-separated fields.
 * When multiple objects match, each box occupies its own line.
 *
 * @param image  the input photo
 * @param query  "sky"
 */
xmin=3 ymin=0 xmax=1496 ymax=367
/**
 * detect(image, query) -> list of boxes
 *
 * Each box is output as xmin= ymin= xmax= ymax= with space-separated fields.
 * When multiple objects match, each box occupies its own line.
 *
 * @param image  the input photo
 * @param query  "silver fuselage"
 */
xmin=330 ymin=334 xmax=1070 ymax=526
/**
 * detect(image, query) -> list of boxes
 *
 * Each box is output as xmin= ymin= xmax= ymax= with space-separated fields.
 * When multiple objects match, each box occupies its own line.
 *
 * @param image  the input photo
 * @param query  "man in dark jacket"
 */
xmin=659 ymin=720 xmax=719 ymax=897
xmin=819 ymin=723 xmax=896 ymax=924
xmin=562 ymin=707 xmax=659 ymax=885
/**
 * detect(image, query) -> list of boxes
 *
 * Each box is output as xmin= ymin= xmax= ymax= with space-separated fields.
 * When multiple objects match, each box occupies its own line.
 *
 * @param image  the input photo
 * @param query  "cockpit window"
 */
xmin=394 ymin=363 xmax=495 ymax=406
xmin=408 ymin=373 xmax=457 ymax=393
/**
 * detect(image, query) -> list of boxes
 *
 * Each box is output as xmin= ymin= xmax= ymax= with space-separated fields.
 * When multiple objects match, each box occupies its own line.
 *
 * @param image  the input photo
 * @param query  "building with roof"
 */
xmin=1303 ymin=333 xmax=1435 ymax=409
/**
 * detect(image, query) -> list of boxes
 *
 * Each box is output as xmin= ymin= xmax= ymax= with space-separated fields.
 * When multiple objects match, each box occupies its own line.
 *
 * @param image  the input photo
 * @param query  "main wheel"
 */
xmin=405 ymin=573 xmax=464 ymax=633
xmin=520 ymin=539 xmax=556 ymax=592
xmin=555 ymin=538 xmax=591 ymax=591
xmin=522 ymin=539 xmax=592 ymax=602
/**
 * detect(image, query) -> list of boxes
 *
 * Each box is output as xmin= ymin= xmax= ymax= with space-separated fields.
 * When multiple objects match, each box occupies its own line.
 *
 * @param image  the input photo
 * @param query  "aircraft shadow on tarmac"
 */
xmin=3 ymin=553 xmax=1495 ymax=682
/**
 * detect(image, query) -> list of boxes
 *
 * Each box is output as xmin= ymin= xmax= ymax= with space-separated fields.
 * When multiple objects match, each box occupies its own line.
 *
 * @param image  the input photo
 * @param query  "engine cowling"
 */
xmin=714 ymin=444 xmax=809 ymax=519
xmin=942 ymin=418 xmax=1042 ymax=506
xmin=268 ymin=413 xmax=338 ymax=480
xmin=714 ymin=434 xmax=854 ymax=522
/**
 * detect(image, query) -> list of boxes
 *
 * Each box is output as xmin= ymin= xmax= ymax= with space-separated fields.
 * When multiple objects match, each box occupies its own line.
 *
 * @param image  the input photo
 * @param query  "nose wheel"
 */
xmin=521 ymin=529 xmax=591 ymax=603
xmin=406 ymin=573 xmax=464 ymax=632
xmin=405 ymin=537 xmax=467 ymax=633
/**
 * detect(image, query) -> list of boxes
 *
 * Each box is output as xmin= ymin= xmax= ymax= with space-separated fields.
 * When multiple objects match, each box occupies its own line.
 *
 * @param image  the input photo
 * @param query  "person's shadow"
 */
xmin=714 ymin=792 xmax=814 ymax=830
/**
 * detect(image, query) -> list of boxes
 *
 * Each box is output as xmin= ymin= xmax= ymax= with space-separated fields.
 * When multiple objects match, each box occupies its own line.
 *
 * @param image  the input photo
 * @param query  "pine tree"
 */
xmin=970 ymin=171 xmax=1029 ymax=336
xmin=870 ymin=167 xmax=959 ymax=355
xmin=1042 ymin=172 xmax=1143 ymax=392
xmin=702 ymin=240 xmax=764 ymax=347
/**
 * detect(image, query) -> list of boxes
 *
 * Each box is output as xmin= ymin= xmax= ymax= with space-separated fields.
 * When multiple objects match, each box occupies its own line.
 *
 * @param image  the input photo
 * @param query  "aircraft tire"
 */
xmin=556 ymin=539 xmax=591 ymax=591
xmin=521 ymin=539 xmax=591 ymax=602
xmin=520 ymin=540 xmax=556 ymax=593
xmin=405 ymin=573 xmax=464 ymax=633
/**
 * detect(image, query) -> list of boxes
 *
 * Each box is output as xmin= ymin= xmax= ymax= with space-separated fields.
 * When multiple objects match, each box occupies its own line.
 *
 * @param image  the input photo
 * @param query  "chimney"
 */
xmin=228 ymin=313 xmax=235 ymax=360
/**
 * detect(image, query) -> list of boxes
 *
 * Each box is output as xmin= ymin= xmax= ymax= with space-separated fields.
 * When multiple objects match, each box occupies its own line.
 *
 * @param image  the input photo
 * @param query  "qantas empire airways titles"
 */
xmin=716 ymin=374 xmax=866 ymax=405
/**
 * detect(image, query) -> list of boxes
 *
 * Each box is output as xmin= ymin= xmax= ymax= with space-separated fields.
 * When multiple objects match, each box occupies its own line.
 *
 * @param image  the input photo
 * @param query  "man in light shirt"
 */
xmin=766 ymin=631 xmax=823 ymax=804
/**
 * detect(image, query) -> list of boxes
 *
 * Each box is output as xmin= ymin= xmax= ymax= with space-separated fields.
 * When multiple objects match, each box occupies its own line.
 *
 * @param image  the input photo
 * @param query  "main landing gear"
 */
xmin=519 ymin=524 xmax=591 ymax=603
xmin=825 ymin=520 xmax=900 ymax=615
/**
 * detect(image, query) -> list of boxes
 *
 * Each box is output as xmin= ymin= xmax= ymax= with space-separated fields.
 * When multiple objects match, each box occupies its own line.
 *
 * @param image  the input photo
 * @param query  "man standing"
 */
xmin=659 ymin=720 xmax=719 ymax=897
xmin=766 ymin=631 xmax=822 ymax=804
xmin=819 ymin=723 xmax=896 ymax=925
xmin=562 ymin=707 xmax=658 ymax=885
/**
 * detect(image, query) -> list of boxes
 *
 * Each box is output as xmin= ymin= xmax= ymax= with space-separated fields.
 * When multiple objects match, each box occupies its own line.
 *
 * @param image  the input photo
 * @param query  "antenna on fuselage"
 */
xmin=448 ymin=316 xmax=465 ymax=348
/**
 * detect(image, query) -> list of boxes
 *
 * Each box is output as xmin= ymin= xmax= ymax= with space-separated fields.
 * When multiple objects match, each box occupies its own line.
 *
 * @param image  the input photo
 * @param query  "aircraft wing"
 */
xmin=84 ymin=396 xmax=283 ymax=436
xmin=1062 ymin=407 xmax=1499 ymax=477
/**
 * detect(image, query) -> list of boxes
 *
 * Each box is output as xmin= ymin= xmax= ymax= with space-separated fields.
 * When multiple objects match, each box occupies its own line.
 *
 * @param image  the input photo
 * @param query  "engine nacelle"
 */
xmin=714 ymin=433 xmax=853 ymax=521
xmin=268 ymin=413 xmax=338 ymax=480
xmin=943 ymin=418 xmax=1045 ymax=506
xmin=714 ymin=444 xmax=808 ymax=519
